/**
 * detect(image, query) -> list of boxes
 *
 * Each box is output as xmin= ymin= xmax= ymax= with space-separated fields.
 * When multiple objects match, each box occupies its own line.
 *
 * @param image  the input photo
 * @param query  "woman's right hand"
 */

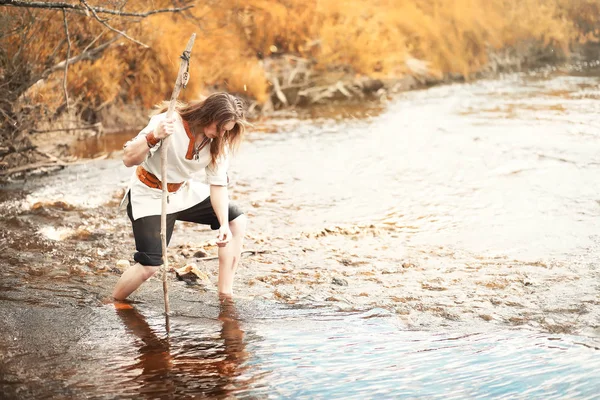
xmin=154 ymin=118 xmax=175 ymax=140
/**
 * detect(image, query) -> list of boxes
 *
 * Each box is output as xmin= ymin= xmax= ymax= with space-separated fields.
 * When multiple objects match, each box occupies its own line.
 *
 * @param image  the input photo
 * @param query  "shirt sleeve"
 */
xmin=126 ymin=114 xmax=164 ymax=158
xmin=205 ymin=152 xmax=229 ymax=186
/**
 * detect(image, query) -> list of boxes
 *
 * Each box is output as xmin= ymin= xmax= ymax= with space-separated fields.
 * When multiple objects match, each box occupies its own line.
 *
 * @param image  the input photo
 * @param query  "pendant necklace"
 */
xmin=193 ymin=135 xmax=211 ymax=161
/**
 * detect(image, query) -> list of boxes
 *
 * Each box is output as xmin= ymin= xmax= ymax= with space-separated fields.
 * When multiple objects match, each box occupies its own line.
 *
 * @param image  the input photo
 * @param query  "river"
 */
xmin=1 ymin=65 xmax=599 ymax=398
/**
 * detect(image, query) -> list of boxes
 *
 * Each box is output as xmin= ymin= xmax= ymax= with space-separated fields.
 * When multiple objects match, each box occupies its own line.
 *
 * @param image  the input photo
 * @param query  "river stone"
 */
xmin=116 ymin=259 xmax=130 ymax=270
xmin=175 ymin=263 xmax=212 ymax=286
xmin=193 ymin=249 xmax=209 ymax=258
xmin=47 ymin=269 xmax=70 ymax=279
xmin=332 ymin=277 xmax=348 ymax=286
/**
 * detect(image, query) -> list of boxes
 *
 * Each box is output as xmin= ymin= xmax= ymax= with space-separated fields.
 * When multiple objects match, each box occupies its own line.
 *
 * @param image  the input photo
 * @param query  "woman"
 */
xmin=113 ymin=92 xmax=248 ymax=300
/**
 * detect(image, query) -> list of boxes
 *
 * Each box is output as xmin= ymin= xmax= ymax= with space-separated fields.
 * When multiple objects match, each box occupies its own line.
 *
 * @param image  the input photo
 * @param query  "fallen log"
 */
xmin=0 ymin=161 xmax=65 ymax=176
xmin=0 ymin=153 xmax=108 ymax=177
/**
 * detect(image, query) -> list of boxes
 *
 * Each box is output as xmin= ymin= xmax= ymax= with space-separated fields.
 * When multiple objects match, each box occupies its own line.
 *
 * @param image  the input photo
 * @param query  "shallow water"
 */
xmin=70 ymin=67 xmax=600 ymax=262
xmin=2 ymin=297 xmax=599 ymax=400
xmin=32 ymin=66 xmax=600 ymax=263
xmin=2 ymin=66 xmax=600 ymax=398
xmin=235 ymin=70 xmax=600 ymax=262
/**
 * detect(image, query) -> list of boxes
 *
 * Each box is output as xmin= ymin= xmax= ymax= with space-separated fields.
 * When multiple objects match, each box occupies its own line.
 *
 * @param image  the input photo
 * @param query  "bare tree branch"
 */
xmin=78 ymin=0 xmax=149 ymax=48
xmin=62 ymin=9 xmax=71 ymax=111
xmin=81 ymin=29 xmax=106 ymax=53
xmin=42 ymin=36 xmax=119 ymax=78
xmin=0 ymin=0 xmax=193 ymax=17
xmin=0 ymin=106 xmax=17 ymax=125
xmin=48 ymin=37 xmax=67 ymax=62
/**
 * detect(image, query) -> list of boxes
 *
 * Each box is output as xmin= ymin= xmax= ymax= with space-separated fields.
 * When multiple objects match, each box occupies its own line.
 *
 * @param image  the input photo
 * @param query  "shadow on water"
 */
xmin=0 ymin=294 xmax=256 ymax=400
xmin=112 ymin=297 xmax=250 ymax=399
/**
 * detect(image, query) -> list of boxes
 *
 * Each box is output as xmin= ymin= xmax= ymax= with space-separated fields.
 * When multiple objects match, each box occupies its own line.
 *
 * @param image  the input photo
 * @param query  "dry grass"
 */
xmin=3 ymin=0 xmax=598 ymax=114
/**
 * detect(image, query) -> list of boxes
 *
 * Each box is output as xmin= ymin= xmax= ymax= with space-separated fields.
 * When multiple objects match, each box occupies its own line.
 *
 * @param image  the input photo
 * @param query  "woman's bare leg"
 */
xmin=112 ymin=263 xmax=160 ymax=300
xmin=217 ymin=214 xmax=247 ymax=295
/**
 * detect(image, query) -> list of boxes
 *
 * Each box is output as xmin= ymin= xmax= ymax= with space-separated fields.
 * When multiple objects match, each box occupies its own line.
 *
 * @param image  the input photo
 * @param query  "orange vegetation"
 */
xmin=2 ymin=0 xmax=599 ymax=113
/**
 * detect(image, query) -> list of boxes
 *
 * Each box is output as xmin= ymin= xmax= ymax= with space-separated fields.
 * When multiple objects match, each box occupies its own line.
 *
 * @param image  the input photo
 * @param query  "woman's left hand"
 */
xmin=216 ymin=225 xmax=231 ymax=247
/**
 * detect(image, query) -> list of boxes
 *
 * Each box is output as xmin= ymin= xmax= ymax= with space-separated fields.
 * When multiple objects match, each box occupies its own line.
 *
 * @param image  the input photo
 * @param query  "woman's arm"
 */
xmin=122 ymin=119 xmax=174 ymax=167
xmin=122 ymin=135 xmax=154 ymax=167
xmin=210 ymin=184 xmax=231 ymax=246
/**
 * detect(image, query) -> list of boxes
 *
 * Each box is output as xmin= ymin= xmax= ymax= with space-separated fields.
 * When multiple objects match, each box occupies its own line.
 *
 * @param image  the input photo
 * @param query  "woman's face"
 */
xmin=204 ymin=120 xmax=235 ymax=139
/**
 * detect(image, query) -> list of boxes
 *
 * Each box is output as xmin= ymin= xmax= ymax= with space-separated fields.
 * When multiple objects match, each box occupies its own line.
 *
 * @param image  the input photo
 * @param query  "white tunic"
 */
xmin=121 ymin=112 xmax=229 ymax=221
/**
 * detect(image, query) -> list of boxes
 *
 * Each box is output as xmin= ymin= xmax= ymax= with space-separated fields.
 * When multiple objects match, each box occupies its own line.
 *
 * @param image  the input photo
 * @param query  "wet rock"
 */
xmin=336 ymin=304 xmax=361 ymax=312
xmin=580 ymin=327 xmax=600 ymax=338
xmin=338 ymin=257 xmax=369 ymax=267
xmin=113 ymin=259 xmax=130 ymax=273
xmin=179 ymin=249 xmax=192 ymax=257
xmin=507 ymin=316 xmax=528 ymax=325
xmin=47 ymin=269 xmax=70 ymax=279
xmin=175 ymin=263 xmax=212 ymax=286
xmin=543 ymin=322 xmax=574 ymax=334
xmin=272 ymin=267 xmax=292 ymax=274
xmin=439 ymin=310 xmax=461 ymax=321
xmin=95 ymin=264 xmax=109 ymax=272
xmin=273 ymin=289 xmax=295 ymax=302
xmin=332 ymin=277 xmax=348 ymax=286
xmin=69 ymin=265 xmax=91 ymax=276
xmin=528 ymin=320 xmax=541 ymax=328
xmin=479 ymin=314 xmax=494 ymax=321
xmin=544 ymin=317 xmax=557 ymax=325
xmin=490 ymin=298 xmax=502 ymax=306
xmin=421 ymin=280 xmax=448 ymax=291
xmin=381 ymin=268 xmax=398 ymax=274
xmin=31 ymin=201 xmax=76 ymax=212
xmin=95 ymin=248 xmax=109 ymax=257
xmin=394 ymin=304 xmax=412 ymax=315
xmin=193 ymin=249 xmax=209 ymax=258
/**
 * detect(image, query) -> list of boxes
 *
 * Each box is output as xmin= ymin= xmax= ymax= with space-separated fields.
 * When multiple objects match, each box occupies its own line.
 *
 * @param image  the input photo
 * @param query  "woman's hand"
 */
xmin=154 ymin=118 xmax=175 ymax=140
xmin=216 ymin=224 xmax=232 ymax=247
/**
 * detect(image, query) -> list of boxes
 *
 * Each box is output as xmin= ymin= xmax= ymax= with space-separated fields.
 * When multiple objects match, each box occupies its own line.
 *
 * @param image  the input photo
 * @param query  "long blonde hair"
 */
xmin=154 ymin=92 xmax=247 ymax=165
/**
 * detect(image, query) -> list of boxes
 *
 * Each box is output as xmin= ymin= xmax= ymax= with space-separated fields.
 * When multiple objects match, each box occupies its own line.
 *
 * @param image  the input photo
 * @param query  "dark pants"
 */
xmin=126 ymin=192 xmax=244 ymax=266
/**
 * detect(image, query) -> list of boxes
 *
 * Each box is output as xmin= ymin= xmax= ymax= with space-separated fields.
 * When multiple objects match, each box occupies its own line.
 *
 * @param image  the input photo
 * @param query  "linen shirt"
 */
xmin=121 ymin=112 xmax=229 ymax=220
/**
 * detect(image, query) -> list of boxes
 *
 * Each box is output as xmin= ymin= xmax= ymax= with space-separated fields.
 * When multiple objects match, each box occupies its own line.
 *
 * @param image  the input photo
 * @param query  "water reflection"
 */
xmin=114 ymin=297 xmax=249 ymax=398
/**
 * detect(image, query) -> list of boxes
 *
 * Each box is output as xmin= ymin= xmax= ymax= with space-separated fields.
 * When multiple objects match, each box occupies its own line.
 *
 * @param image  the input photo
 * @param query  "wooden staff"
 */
xmin=161 ymin=33 xmax=196 ymax=317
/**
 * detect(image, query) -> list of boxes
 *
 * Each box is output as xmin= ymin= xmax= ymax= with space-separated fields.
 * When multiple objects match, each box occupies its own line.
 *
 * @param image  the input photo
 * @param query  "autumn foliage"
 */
xmin=2 ymin=0 xmax=600 ymax=118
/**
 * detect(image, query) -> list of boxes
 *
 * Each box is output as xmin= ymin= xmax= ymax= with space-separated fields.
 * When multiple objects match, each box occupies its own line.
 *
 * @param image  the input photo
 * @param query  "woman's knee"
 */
xmin=134 ymin=251 xmax=163 ymax=267
xmin=141 ymin=265 xmax=160 ymax=280
xmin=230 ymin=213 xmax=247 ymax=236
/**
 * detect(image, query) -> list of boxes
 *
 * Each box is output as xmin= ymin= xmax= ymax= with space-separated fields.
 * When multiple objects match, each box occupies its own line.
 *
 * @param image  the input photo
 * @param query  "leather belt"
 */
xmin=136 ymin=165 xmax=183 ymax=193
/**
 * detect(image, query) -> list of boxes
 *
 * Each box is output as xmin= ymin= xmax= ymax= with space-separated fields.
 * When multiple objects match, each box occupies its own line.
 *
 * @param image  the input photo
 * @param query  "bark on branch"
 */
xmin=0 ymin=0 xmax=193 ymax=17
